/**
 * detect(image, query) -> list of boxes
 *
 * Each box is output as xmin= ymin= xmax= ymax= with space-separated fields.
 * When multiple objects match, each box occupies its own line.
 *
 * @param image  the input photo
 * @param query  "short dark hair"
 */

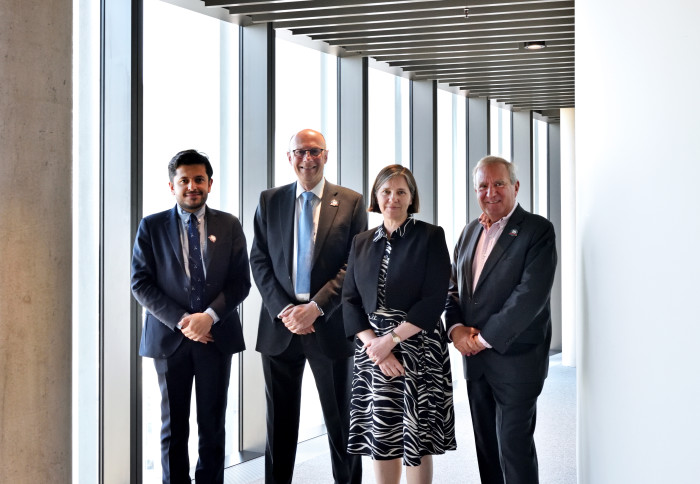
xmin=368 ymin=164 xmax=420 ymax=214
xmin=167 ymin=149 xmax=213 ymax=181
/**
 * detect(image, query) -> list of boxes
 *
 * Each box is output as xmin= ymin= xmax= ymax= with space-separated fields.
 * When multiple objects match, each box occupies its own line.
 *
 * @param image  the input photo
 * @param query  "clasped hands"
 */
xmin=452 ymin=325 xmax=486 ymax=357
xmin=179 ymin=312 xmax=214 ymax=344
xmin=364 ymin=334 xmax=405 ymax=378
xmin=280 ymin=303 xmax=318 ymax=335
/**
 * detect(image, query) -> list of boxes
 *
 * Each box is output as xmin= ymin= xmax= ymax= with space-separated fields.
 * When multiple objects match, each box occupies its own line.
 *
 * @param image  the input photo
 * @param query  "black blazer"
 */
xmin=250 ymin=180 xmax=367 ymax=358
xmin=445 ymin=204 xmax=557 ymax=383
xmin=131 ymin=205 xmax=251 ymax=359
xmin=343 ymin=219 xmax=451 ymax=337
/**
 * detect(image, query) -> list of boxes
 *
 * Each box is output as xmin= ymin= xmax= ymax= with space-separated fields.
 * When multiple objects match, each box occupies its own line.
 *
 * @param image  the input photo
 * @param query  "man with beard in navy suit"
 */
xmin=132 ymin=149 xmax=250 ymax=484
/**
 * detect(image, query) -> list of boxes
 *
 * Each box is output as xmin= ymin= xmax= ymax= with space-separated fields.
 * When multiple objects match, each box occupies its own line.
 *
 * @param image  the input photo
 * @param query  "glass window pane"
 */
xmin=275 ymin=37 xmax=338 ymax=188
xmin=142 ymin=1 xmax=240 ymax=480
xmin=533 ymin=119 xmax=549 ymax=218
xmin=73 ymin=0 xmax=101 ymax=481
xmin=437 ymin=89 xmax=467 ymax=380
xmin=489 ymin=101 xmax=511 ymax=160
xmin=368 ymin=68 xmax=410 ymax=228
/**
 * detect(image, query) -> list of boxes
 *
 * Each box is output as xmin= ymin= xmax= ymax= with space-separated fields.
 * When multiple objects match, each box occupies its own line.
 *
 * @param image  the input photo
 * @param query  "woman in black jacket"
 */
xmin=343 ymin=165 xmax=456 ymax=484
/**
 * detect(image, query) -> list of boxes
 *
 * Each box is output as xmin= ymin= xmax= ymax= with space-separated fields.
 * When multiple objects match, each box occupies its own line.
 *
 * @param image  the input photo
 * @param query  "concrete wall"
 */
xmin=0 ymin=1 xmax=73 ymax=482
xmin=577 ymin=1 xmax=700 ymax=482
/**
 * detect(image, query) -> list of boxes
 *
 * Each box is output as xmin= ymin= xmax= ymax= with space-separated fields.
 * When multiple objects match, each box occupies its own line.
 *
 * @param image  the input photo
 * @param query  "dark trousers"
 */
xmin=261 ymin=335 xmax=362 ymax=484
xmin=467 ymin=375 xmax=544 ymax=484
xmin=154 ymin=338 xmax=232 ymax=484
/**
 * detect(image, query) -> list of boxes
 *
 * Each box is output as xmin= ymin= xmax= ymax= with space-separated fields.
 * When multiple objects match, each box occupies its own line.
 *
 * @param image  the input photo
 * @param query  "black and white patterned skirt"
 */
xmin=347 ymin=308 xmax=457 ymax=466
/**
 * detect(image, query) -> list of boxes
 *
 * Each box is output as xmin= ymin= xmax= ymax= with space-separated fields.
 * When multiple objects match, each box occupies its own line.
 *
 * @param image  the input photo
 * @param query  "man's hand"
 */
xmin=452 ymin=325 xmax=486 ymax=357
xmin=180 ymin=313 xmax=215 ymax=343
xmin=281 ymin=303 xmax=319 ymax=335
xmin=479 ymin=212 xmax=493 ymax=230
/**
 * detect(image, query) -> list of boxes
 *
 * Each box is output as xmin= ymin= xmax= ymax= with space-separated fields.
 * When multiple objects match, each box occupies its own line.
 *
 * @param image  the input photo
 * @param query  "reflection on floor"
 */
xmin=224 ymin=353 xmax=576 ymax=484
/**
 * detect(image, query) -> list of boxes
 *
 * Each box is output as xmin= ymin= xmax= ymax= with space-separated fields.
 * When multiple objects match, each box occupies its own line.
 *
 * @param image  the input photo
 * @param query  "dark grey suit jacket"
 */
xmin=131 ymin=205 xmax=251 ymax=359
xmin=250 ymin=180 xmax=367 ymax=358
xmin=445 ymin=204 xmax=557 ymax=383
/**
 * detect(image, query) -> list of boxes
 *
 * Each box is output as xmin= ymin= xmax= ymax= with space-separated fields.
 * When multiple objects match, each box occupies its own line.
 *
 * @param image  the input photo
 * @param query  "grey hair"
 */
xmin=473 ymin=155 xmax=518 ymax=188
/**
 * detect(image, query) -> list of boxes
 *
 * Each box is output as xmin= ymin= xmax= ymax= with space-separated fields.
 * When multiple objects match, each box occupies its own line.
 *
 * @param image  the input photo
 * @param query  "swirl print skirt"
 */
xmin=347 ymin=308 xmax=457 ymax=466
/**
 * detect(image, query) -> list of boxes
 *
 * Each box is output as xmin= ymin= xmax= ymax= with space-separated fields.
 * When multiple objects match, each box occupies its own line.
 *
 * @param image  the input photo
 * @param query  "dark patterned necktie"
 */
xmin=296 ymin=192 xmax=315 ymax=294
xmin=188 ymin=213 xmax=206 ymax=313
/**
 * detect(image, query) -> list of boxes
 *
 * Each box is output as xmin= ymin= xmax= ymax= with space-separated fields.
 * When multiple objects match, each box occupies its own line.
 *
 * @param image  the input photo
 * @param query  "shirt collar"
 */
xmin=178 ymin=205 xmax=206 ymax=225
xmin=480 ymin=203 xmax=518 ymax=231
xmin=373 ymin=216 xmax=415 ymax=242
xmin=296 ymin=178 xmax=325 ymax=200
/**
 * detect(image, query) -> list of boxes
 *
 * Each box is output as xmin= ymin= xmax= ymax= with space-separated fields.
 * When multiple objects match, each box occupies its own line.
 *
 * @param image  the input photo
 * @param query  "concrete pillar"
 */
xmin=511 ymin=110 xmax=532 ymax=212
xmin=239 ymin=22 xmax=275 ymax=453
xmin=338 ymin=56 xmax=368 ymax=198
xmin=0 ymin=1 xmax=72 ymax=482
xmin=410 ymin=79 xmax=437 ymax=224
xmin=467 ymin=97 xmax=489 ymax=221
xmin=577 ymin=1 xmax=700 ymax=482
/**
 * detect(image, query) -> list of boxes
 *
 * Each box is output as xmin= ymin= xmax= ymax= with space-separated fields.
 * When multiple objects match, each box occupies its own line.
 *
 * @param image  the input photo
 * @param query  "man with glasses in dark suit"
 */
xmin=250 ymin=129 xmax=366 ymax=484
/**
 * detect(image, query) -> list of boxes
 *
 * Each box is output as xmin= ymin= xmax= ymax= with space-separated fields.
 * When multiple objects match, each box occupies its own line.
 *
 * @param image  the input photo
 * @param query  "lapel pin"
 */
xmin=330 ymin=199 xmax=339 ymax=207
xmin=508 ymin=229 xmax=518 ymax=237
xmin=208 ymin=235 xmax=216 ymax=243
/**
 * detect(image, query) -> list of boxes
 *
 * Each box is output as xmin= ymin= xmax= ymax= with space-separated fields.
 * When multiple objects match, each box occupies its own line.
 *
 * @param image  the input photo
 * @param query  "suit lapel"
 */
xmin=475 ymin=205 xmax=525 ymax=291
xmin=313 ymin=181 xmax=339 ymax=266
xmin=464 ymin=222 xmax=482 ymax=297
xmin=279 ymin=183 xmax=297 ymax=277
xmin=166 ymin=205 xmax=186 ymax=273
xmin=203 ymin=206 xmax=217 ymax=271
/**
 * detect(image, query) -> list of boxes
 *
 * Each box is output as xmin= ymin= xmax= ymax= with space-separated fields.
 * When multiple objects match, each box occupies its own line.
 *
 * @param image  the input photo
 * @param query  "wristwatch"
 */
xmin=310 ymin=300 xmax=324 ymax=316
xmin=390 ymin=330 xmax=401 ymax=344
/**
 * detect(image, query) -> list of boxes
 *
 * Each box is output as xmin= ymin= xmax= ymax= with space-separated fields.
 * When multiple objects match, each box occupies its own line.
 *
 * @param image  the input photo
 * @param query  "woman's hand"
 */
xmin=363 ymin=333 xmax=396 ymax=364
xmin=378 ymin=353 xmax=405 ymax=378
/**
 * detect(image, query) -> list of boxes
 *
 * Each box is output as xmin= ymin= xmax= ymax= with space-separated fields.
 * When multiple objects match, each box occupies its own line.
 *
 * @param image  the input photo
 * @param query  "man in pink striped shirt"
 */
xmin=446 ymin=155 xmax=557 ymax=484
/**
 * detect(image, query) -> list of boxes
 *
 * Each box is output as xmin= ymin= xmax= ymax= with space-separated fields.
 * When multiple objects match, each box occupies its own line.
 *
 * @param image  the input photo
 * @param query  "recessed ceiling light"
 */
xmin=523 ymin=41 xmax=547 ymax=50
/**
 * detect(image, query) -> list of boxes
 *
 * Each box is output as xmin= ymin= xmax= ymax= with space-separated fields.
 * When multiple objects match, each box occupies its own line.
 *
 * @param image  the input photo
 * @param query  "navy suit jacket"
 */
xmin=445 ymin=204 xmax=557 ymax=383
xmin=131 ymin=205 xmax=250 ymax=359
xmin=250 ymin=180 xmax=367 ymax=358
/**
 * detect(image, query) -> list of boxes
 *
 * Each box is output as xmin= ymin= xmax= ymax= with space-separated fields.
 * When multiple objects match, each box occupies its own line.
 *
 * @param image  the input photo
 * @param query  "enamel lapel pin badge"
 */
xmin=208 ymin=235 xmax=216 ymax=243
xmin=508 ymin=228 xmax=518 ymax=237
xmin=330 ymin=199 xmax=339 ymax=207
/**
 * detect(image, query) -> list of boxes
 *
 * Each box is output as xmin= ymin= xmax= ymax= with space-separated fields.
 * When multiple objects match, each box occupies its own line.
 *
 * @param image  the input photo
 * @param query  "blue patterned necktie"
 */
xmin=188 ymin=213 xmax=206 ymax=313
xmin=296 ymin=192 xmax=315 ymax=295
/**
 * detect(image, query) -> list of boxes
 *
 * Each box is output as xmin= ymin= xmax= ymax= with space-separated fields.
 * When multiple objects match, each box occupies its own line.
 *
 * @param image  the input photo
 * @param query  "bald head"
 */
xmin=287 ymin=129 xmax=329 ymax=191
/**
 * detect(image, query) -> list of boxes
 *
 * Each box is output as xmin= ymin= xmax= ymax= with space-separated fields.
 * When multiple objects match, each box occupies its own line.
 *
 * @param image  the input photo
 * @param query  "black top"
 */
xmin=343 ymin=218 xmax=451 ymax=337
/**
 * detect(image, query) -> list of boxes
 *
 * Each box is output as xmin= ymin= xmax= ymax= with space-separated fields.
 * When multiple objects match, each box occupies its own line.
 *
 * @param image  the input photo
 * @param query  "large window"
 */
xmin=72 ymin=0 xmax=100 ymax=481
xmin=142 ymin=1 xmax=239 ymax=480
xmin=275 ymin=35 xmax=338 ymax=188
xmin=489 ymin=101 xmax=511 ymax=159
xmin=533 ymin=118 xmax=549 ymax=217
xmin=436 ymin=88 xmax=467 ymax=378
xmin=367 ymin=67 xmax=410 ymax=228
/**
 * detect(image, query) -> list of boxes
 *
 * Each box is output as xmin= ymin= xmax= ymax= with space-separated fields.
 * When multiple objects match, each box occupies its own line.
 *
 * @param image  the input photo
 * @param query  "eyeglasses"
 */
xmin=291 ymin=148 xmax=326 ymax=158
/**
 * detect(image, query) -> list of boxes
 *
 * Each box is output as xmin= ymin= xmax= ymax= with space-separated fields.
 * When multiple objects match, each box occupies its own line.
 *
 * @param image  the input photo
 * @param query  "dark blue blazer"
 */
xmin=250 ymin=181 xmax=367 ymax=358
xmin=131 ymin=205 xmax=250 ymax=359
xmin=445 ymin=204 xmax=557 ymax=383
xmin=343 ymin=219 xmax=451 ymax=336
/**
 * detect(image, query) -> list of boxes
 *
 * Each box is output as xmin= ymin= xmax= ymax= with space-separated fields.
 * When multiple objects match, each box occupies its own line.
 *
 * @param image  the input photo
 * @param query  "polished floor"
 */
xmin=224 ymin=353 xmax=576 ymax=484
